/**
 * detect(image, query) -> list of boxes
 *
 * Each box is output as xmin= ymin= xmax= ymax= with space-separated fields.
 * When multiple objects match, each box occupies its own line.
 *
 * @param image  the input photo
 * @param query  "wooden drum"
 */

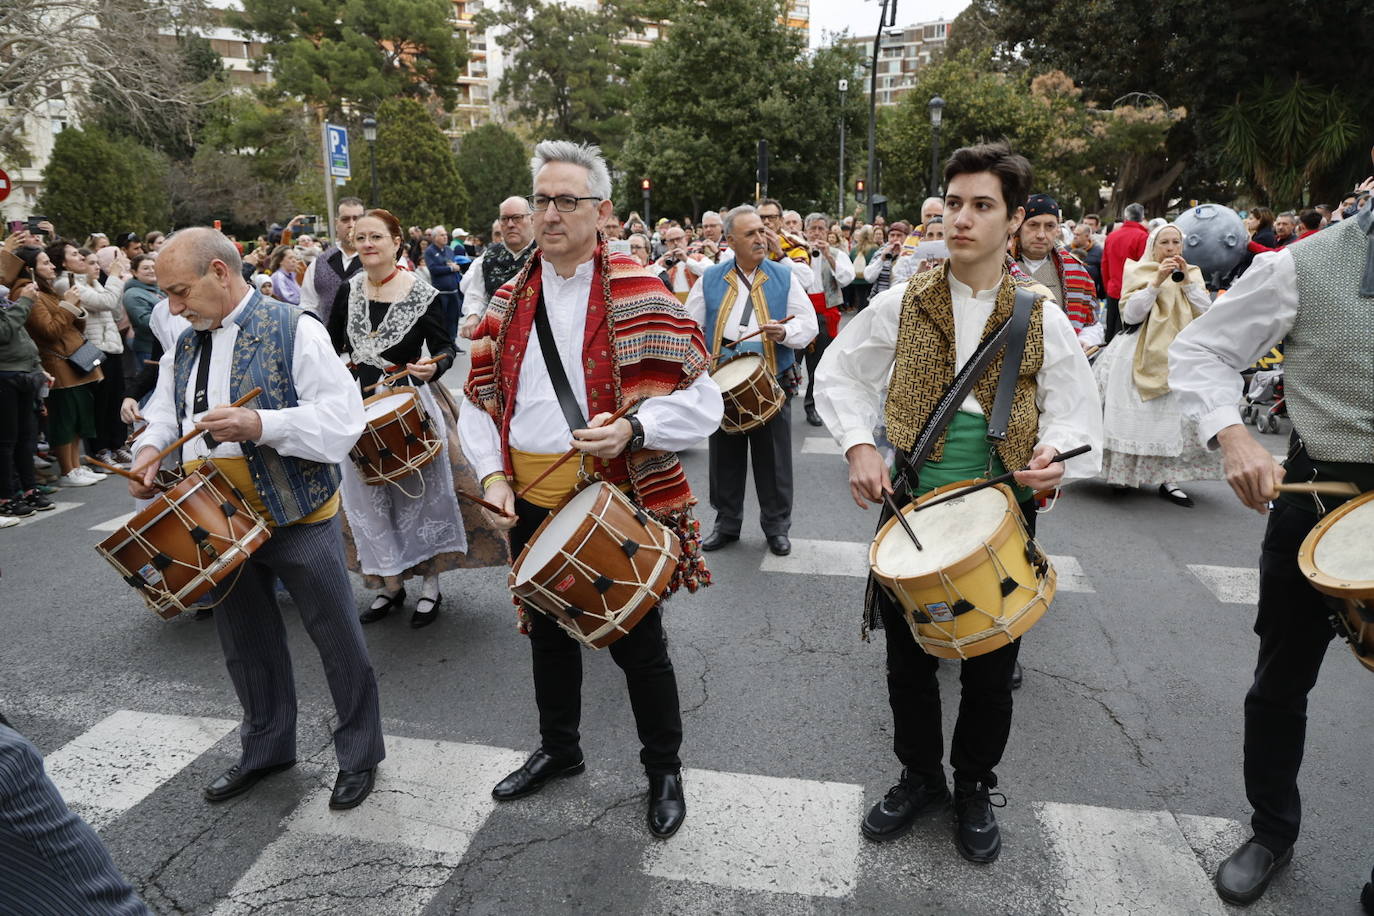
xmin=1297 ymin=490 xmax=1374 ymax=673
xmin=351 ymin=386 xmax=442 ymax=486
xmin=711 ymin=353 xmax=783 ymax=435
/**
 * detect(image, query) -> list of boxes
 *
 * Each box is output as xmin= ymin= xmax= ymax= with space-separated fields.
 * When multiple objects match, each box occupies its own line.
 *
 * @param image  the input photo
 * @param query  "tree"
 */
xmin=341 ymin=98 xmax=469 ymax=228
xmin=38 ymin=127 xmax=170 ymax=237
xmin=234 ymin=0 xmax=468 ymax=116
xmin=455 ymin=123 xmax=530 ymax=228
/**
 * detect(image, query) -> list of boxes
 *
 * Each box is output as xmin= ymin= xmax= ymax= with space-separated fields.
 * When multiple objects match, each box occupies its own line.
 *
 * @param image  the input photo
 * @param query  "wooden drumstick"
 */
xmin=152 ymin=386 xmax=264 ymax=465
xmin=83 ymin=455 xmax=165 ymax=490
xmin=908 ymin=445 xmax=1094 ymax=515
xmin=362 ymin=355 xmax=445 ymax=393
xmin=456 ymin=489 xmax=516 ymax=519
xmin=1271 ymin=481 xmax=1361 ymax=498
xmin=715 ymin=315 xmax=796 ymax=361
xmin=514 ymin=399 xmax=641 ymax=501
xmin=143 ymin=358 xmax=160 ymax=366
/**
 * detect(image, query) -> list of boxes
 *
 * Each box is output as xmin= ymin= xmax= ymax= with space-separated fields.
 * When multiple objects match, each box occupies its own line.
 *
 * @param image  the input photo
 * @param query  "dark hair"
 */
xmin=15 ymin=245 xmax=55 ymax=295
xmin=44 ymin=240 xmax=76 ymax=271
xmin=358 ymin=208 xmax=404 ymax=246
xmin=144 ymin=230 xmax=164 ymax=248
xmin=1084 ymin=213 xmax=1101 ymax=223
xmin=1299 ymin=209 xmax=1322 ymax=231
xmin=1249 ymin=206 xmax=1275 ymax=231
xmin=757 ymin=197 xmax=782 ymax=214
xmin=942 ymin=142 xmax=1033 ymax=217
xmin=129 ymin=253 xmax=155 ymax=275
xmin=337 ymin=197 xmax=365 ymax=212
xmin=266 ymin=244 xmax=295 ymax=273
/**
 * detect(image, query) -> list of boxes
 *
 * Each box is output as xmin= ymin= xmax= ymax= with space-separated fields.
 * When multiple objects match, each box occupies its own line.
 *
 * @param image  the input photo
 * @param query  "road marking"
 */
xmin=44 ymin=710 xmax=237 ymax=830
xmin=801 ymin=436 xmax=843 ymax=455
xmin=1037 ymin=801 xmax=1230 ymax=916
xmin=641 ymin=768 xmax=863 ymax=898
xmin=90 ymin=511 xmax=136 ymax=532
xmin=6 ymin=501 xmax=81 ymax=527
xmin=1048 ymin=555 xmax=1095 ymax=593
xmin=213 ymin=736 xmax=524 ymax=915
xmin=760 ymin=538 xmax=868 ymax=577
xmin=1187 ymin=564 xmax=1259 ymax=605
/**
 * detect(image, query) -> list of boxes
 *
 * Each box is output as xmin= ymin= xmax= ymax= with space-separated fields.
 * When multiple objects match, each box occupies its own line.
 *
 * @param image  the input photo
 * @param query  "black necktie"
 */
xmin=193 ymin=331 xmax=217 ymax=448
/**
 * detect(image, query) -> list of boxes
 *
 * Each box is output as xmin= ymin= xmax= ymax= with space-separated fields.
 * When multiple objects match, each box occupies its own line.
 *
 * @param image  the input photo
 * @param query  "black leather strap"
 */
xmin=533 ymin=289 xmax=587 ymax=432
xmin=986 ymin=286 xmax=1036 ymax=444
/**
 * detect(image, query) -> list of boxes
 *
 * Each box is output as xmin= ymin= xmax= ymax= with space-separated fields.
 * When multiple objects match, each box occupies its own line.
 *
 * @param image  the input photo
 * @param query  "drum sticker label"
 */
xmin=924 ymin=601 xmax=955 ymax=623
xmin=138 ymin=563 xmax=164 ymax=587
xmin=554 ymin=574 xmax=576 ymax=593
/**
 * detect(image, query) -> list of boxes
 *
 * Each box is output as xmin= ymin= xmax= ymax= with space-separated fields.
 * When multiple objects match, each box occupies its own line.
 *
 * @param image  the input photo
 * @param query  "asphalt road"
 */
xmin=1 ymin=374 xmax=1368 ymax=915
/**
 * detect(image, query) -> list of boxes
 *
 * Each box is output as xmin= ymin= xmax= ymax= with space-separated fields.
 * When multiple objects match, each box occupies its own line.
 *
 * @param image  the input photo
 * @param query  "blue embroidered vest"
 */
xmin=173 ymin=292 xmax=341 ymax=525
xmin=701 ymin=259 xmax=794 ymax=375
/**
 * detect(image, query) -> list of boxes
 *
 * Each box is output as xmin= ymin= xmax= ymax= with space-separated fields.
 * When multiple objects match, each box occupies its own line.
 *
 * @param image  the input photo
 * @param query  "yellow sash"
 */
xmin=184 ymin=457 xmax=339 ymax=527
xmin=510 ymin=447 xmax=587 ymax=509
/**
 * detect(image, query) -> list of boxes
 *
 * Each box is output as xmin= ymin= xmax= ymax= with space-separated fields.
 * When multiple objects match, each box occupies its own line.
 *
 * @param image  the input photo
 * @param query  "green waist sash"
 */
xmin=897 ymin=410 xmax=1034 ymax=503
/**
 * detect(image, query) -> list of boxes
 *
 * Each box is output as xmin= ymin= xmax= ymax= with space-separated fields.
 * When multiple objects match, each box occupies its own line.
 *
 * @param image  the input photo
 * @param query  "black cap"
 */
xmin=114 ymin=231 xmax=141 ymax=247
xmin=1024 ymin=194 xmax=1059 ymax=221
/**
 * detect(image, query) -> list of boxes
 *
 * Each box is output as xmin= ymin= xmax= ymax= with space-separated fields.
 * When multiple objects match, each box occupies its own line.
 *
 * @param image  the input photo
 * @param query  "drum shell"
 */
xmin=351 ymin=386 xmax=441 ymax=485
xmin=712 ymin=354 xmax=783 ymax=435
xmin=96 ymin=463 xmax=271 ymax=619
xmin=869 ymin=481 xmax=1055 ymax=659
xmin=1297 ymin=490 xmax=1374 ymax=600
xmin=509 ymin=483 xmax=681 ymax=649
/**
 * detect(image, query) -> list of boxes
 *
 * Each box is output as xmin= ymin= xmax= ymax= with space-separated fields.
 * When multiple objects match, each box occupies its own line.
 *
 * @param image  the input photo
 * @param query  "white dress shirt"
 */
xmin=683 ymin=262 xmax=819 ymax=351
xmin=297 ymin=249 xmax=357 ymax=314
xmin=1169 ymin=250 xmax=1297 ymax=447
xmin=149 ymin=298 xmax=190 ymax=352
xmin=133 ymin=288 xmax=364 ymax=466
xmin=458 ymin=257 xmax=725 ymax=481
xmin=716 ymin=246 xmax=815 ymax=287
xmin=803 ymin=247 xmax=855 ymax=294
xmin=814 ymin=273 xmax=1103 ymax=480
xmin=460 ymin=251 xmax=487 ymax=318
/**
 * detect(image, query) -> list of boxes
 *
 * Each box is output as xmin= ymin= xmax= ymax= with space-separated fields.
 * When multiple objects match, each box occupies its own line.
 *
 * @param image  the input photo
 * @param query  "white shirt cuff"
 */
xmin=838 ymin=429 xmax=877 ymax=454
xmin=255 ymin=409 xmax=286 ymax=449
xmin=1198 ymin=405 xmax=1243 ymax=449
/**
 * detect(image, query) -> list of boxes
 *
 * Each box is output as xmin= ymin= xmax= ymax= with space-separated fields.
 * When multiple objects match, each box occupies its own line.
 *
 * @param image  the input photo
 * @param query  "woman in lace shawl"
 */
xmin=328 ymin=209 xmax=506 ymax=629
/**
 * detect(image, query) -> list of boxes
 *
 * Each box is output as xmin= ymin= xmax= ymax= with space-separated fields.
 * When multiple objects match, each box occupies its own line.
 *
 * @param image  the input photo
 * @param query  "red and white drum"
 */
xmin=351 ymin=386 xmax=442 ymax=486
xmin=711 ymin=353 xmax=783 ymax=434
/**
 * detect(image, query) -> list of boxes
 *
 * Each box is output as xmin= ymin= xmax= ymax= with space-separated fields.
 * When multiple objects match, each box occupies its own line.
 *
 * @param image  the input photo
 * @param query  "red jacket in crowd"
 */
xmin=1101 ymin=220 xmax=1149 ymax=299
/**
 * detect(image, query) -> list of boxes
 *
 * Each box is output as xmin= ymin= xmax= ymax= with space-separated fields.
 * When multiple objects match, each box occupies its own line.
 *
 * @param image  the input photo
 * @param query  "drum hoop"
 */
xmin=869 ymin=481 xmax=1019 ymax=585
xmin=1297 ymin=490 xmax=1374 ymax=597
xmin=361 ymin=386 xmax=422 ymax=423
xmin=907 ymin=567 xmax=1056 ymax=658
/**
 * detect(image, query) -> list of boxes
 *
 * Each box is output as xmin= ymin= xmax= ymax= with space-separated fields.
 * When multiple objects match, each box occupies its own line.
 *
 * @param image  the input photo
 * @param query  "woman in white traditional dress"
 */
xmin=1093 ymin=221 xmax=1223 ymax=506
xmin=328 ymin=210 xmax=500 ymax=628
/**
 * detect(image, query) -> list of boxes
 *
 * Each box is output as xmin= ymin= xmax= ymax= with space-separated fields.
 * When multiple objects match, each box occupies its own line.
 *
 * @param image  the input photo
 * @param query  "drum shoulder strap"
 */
xmin=985 ymin=286 xmax=1036 ymax=444
xmin=533 ymin=288 xmax=588 ymax=433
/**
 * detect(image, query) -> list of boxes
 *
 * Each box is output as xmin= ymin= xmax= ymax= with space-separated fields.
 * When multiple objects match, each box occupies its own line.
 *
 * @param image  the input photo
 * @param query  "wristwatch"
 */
xmin=626 ymin=415 xmax=646 ymax=452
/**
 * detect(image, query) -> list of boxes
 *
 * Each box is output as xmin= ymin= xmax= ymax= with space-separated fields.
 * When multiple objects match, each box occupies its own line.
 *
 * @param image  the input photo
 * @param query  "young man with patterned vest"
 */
xmin=814 ymin=143 xmax=1101 ymax=863
xmin=459 ymin=141 xmax=723 ymax=839
xmin=685 ymin=205 xmax=818 ymax=558
xmin=1169 ymin=158 xmax=1374 ymax=912
xmin=298 ymin=197 xmax=365 ymax=324
xmin=1012 ymin=193 xmax=1105 ymax=351
xmin=129 ymin=228 xmax=385 ymax=811
xmin=801 ymin=212 xmax=854 ymax=427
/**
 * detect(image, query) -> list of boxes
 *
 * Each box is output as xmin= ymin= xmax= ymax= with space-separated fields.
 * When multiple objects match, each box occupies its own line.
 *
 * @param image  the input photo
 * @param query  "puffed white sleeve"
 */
xmin=814 ymin=284 xmax=902 ymax=454
xmin=782 ymin=274 xmax=818 ymax=349
xmin=254 ymin=316 xmax=364 ymax=464
xmin=1034 ymin=301 xmax=1103 ymax=481
xmin=458 ymin=397 xmax=505 ymax=481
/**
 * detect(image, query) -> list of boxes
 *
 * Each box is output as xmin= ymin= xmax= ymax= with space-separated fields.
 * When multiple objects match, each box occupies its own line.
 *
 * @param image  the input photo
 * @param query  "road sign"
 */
xmin=326 ymin=124 xmax=351 ymax=180
xmin=0 ymin=168 xmax=11 ymax=204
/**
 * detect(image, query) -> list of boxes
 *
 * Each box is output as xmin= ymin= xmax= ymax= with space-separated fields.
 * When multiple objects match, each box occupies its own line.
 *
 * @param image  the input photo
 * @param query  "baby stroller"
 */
xmin=1241 ymin=346 xmax=1286 ymax=434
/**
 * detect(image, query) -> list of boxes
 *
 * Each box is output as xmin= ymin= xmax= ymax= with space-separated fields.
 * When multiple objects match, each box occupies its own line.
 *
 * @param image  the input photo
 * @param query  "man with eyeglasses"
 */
xmin=654 ymin=224 xmax=707 ymax=303
xmin=299 ymin=197 xmax=365 ymax=324
xmin=459 ymin=140 xmax=723 ymax=840
xmin=459 ymin=196 xmax=536 ymax=339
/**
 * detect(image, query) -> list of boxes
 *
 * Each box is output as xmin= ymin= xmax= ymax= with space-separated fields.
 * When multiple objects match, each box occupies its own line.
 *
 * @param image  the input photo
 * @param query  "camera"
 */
xmin=663 ymin=255 xmax=679 ymax=268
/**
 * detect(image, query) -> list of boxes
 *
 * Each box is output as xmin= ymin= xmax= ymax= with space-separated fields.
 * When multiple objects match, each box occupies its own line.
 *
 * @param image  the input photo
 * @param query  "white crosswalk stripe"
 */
xmin=1187 ymin=564 xmax=1260 ymax=604
xmin=800 ymin=436 xmax=843 ymax=455
xmin=1048 ymin=554 xmax=1096 ymax=593
xmin=760 ymin=538 xmax=868 ymax=577
xmin=90 ymin=510 xmax=137 ymax=532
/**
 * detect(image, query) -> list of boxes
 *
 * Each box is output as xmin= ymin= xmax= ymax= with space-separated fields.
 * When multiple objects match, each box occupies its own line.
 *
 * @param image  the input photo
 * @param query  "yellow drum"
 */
xmin=1297 ymin=490 xmax=1374 ymax=673
xmin=869 ymin=480 xmax=1056 ymax=659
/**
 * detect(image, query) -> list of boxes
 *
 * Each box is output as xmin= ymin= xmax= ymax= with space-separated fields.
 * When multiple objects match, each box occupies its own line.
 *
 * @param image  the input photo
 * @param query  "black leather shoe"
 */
xmin=1215 ymin=840 xmax=1292 ymax=905
xmin=647 ymin=772 xmax=686 ymax=838
xmin=203 ymin=759 xmax=296 ymax=803
xmin=953 ymin=779 xmax=1005 ymax=863
xmin=804 ymin=405 xmax=823 ymax=427
xmin=410 ymin=593 xmax=441 ymax=628
xmin=329 ymin=767 xmax=376 ymax=810
xmin=701 ymin=530 xmax=738 ymax=552
xmin=491 ymin=750 xmax=586 ymax=800
xmin=1362 ymin=872 xmax=1373 ymax=915
xmin=360 ymin=588 xmax=406 ymax=624
xmin=767 ymin=535 xmax=791 ymax=556
xmin=861 ymin=770 xmax=950 ymax=841
xmin=1158 ymin=483 xmax=1195 ymax=507
xmin=1010 ymin=661 xmax=1023 ymax=690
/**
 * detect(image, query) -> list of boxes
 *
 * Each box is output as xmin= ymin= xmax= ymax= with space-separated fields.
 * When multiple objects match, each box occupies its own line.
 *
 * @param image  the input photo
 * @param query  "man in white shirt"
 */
xmin=686 ymin=205 xmax=818 ymax=557
xmin=298 ymin=198 xmax=364 ymax=323
xmin=815 ymin=142 xmax=1101 ymax=865
xmin=128 ymin=228 xmax=384 ymax=811
xmin=653 ymin=223 xmax=709 ymax=302
xmin=459 ymin=196 xmax=536 ymax=339
xmin=800 ymin=212 xmax=854 ymax=426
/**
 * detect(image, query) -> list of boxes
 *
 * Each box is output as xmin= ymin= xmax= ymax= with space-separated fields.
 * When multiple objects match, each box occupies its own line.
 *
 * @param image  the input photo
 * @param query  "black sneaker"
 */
xmin=22 ymin=489 xmax=54 ymax=512
xmin=953 ymin=778 xmax=1006 ymax=863
xmin=0 ymin=498 xmax=35 ymax=519
xmin=1361 ymin=867 xmax=1372 ymax=914
xmin=861 ymin=769 xmax=950 ymax=841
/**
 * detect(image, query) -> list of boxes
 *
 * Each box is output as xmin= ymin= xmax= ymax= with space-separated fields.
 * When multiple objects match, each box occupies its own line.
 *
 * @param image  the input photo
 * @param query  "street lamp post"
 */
xmin=838 ymin=78 xmax=848 ymax=217
xmin=865 ymin=0 xmax=896 ymax=223
xmin=928 ymin=96 xmax=945 ymax=200
xmin=362 ymin=114 xmax=379 ymax=208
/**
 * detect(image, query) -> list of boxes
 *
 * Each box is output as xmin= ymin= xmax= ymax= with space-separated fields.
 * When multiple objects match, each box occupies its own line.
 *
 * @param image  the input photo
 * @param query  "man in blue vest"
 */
xmin=685 ymin=204 xmax=817 ymax=556
xmin=129 ymin=228 xmax=385 ymax=811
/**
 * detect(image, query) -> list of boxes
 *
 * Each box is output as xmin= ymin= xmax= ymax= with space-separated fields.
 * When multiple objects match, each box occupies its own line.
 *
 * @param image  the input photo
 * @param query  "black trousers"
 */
xmin=803 ymin=327 xmax=833 ymax=411
xmin=879 ymin=499 xmax=1037 ymax=788
xmin=707 ymin=400 xmax=792 ymax=537
xmin=85 ymin=351 xmax=126 ymax=454
xmin=1244 ymin=499 xmax=1343 ymax=853
xmin=0 ymin=373 xmax=39 ymax=499
xmin=512 ymin=498 xmax=683 ymax=775
xmin=1103 ymin=297 xmax=1122 ymax=343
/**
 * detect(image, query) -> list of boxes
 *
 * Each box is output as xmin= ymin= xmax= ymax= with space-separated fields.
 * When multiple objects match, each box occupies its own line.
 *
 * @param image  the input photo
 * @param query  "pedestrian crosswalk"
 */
xmin=31 ymin=707 xmax=1289 ymax=914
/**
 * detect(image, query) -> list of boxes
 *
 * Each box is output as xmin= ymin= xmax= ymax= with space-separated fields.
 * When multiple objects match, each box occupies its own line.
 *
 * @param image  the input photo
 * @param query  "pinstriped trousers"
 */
xmin=211 ymin=514 xmax=386 ymax=773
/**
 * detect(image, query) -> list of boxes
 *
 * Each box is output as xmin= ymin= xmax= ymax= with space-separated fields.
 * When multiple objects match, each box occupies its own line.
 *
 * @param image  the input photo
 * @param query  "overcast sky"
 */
xmin=808 ymin=0 xmax=972 ymax=48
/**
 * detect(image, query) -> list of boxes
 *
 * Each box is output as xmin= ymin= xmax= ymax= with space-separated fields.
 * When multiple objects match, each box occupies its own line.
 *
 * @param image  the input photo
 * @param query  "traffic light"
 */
xmin=855 ymin=178 xmax=866 ymax=201
xmin=640 ymin=178 xmax=651 ymax=192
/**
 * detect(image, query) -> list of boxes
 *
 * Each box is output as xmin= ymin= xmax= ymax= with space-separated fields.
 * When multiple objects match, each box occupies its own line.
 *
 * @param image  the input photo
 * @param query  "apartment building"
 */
xmin=842 ymin=18 xmax=952 ymax=107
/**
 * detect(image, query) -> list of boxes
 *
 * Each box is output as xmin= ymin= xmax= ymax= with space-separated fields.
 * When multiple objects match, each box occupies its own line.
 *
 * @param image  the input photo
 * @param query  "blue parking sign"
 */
xmin=327 ymin=124 xmax=351 ymax=179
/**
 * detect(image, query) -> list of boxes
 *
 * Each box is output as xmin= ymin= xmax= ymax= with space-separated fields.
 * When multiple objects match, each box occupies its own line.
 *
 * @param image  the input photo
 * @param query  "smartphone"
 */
xmin=6 ymin=220 xmax=23 ymax=235
xmin=28 ymin=215 xmax=49 ymax=235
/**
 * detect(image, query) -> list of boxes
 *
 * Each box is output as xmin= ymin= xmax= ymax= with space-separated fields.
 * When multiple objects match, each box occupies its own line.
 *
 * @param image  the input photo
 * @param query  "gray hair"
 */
xmin=1278 ymin=210 xmax=1298 ymax=219
xmin=723 ymin=204 xmax=757 ymax=240
xmin=499 ymin=195 xmax=532 ymax=217
xmin=782 ymin=209 xmax=801 ymax=223
xmin=1123 ymin=202 xmax=1146 ymax=222
xmin=921 ymin=196 xmax=944 ymax=212
xmin=430 ymin=225 xmax=448 ymax=236
xmin=804 ymin=212 xmax=829 ymax=229
xmin=163 ymin=227 xmax=243 ymax=276
xmin=530 ymin=140 xmax=612 ymax=201
xmin=701 ymin=211 xmax=723 ymax=226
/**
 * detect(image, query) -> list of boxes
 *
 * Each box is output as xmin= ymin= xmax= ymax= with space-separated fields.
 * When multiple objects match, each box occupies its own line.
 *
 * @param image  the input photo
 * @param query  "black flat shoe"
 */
xmin=329 ymin=767 xmax=376 ymax=810
xmin=767 ymin=535 xmax=791 ymax=556
xmin=203 ymin=759 xmax=296 ymax=803
xmin=492 ymin=750 xmax=586 ymax=800
xmin=411 ymin=593 xmax=442 ymax=628
xmin=360 ymin=588 xmax=406 ymax=624
xmin=804 ymin=405 xmax=823 ymax=427
xmin=647 ymin=772 xmax=686 ymax=838
xmin=1158 ymin=483 xmax=1195 ymax=507
xmin=1215 ymin=840 xmax=1292 ymax=905
xmin=701 ymin=530 xmax=738 ymax=552
xmin=953 ymin=779 xmax=1005 ymax=864
xmin=861 ymin=770 xmax=950 ymax=842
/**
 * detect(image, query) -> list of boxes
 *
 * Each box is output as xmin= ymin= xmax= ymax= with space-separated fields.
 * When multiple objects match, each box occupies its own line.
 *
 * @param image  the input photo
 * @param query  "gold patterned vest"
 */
xmin=884 ymin=267 xmax=1046 ymax=471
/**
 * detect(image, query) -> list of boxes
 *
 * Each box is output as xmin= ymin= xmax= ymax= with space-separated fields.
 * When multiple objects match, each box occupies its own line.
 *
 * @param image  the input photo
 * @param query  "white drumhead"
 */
xmin=1314 ymin=497 xmax=1374 ymax=583
xmin=874 ymin=486 xmax=1007 ymax=578
xmin=364 ymin=393 xmax=411 ymax=420
xmin=514 ymin=484 xmax=607 ymax=585
xmin=712 ymin=354 xmax=765 ymax=390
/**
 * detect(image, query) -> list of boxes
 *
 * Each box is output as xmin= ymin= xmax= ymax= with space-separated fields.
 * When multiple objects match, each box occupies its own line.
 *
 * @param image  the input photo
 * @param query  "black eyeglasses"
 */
xmin=527 ymin=195 xmax=602 ymax=213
